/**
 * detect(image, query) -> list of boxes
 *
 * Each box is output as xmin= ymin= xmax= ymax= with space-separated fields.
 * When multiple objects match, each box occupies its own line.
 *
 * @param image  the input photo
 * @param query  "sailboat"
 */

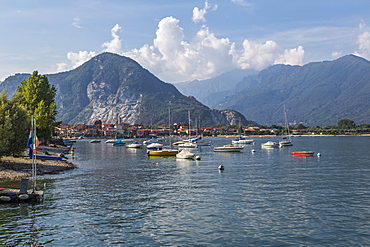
xmin=147 ymin=108 xmax=179 ymax=156
xmin=231 ymin=118 xmax=253 ymax=144
xmin=279 ymin=105 xmax=293 ymax=147
xmin=178 ymin=111 xmax=198 ymax=148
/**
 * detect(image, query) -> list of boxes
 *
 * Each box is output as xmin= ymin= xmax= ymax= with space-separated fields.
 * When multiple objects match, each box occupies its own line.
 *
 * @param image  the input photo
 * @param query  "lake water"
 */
xmin=1 ymin=136 xmax=369 ymax=246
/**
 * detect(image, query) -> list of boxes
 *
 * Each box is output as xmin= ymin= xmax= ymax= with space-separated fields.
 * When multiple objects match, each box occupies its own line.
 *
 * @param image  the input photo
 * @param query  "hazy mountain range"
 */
xmin=175 ymin=54 xmax=370 ymax=126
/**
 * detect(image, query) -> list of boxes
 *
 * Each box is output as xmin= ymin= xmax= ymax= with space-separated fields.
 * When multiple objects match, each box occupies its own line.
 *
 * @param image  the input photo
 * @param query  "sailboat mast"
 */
xmin=284 ymin=105 xmax=291 ymax=141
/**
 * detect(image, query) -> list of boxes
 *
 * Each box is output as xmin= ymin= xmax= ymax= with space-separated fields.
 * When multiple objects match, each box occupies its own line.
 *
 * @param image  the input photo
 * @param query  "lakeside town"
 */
xmin=55 ymin=120 xmax=370 ymax=139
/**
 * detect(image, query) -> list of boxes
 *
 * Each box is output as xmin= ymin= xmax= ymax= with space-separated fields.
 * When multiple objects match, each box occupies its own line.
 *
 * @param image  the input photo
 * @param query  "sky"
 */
xmin=1 ymin=0 xmax=370 ymax=83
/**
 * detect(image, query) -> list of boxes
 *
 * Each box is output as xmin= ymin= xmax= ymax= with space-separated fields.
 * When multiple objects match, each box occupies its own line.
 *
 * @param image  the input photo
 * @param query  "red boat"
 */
xmin=291 ymin=151 xmax=315 ymax=156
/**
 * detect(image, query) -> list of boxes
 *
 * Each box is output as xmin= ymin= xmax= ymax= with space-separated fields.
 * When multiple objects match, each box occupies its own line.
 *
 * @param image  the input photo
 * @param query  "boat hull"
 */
xmin=147 ymin=149 xmax=179 ymax=156
xmin=35 ymin=154 xmax=63 ymax=160
xmin=291 ymin=151 xmax=315 ymax=156
xmin=213 ymin=147 xmax=243 ymax=152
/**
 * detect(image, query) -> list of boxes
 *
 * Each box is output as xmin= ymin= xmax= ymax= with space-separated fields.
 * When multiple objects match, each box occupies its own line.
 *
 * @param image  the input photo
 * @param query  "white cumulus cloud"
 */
xmin=124 ymin=16 xmax=306 ymax=82
xmin=67 ymin=51 xmax=97 ymax=68
xmin=102 ymin=24 xmax=123 ymax=54
xmin=192 ymin=0 xmax=217 ymax=23
xmin=274 ymin=46 xmax=305 ymax=66
xmin=354 ymin=31 xmax=370 ymax=60
xmin=234 ymin=40 xmax=278 ymax=70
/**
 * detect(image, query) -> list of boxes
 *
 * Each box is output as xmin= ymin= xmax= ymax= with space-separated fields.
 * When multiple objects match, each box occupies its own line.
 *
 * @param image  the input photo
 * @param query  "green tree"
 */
xmin=0 ymin=91 xmax=29 ymax=156
xmin=14 ymin=71 xmax=57 ymax=143
xmin=338 ymin=119 xmax=356 ymax=129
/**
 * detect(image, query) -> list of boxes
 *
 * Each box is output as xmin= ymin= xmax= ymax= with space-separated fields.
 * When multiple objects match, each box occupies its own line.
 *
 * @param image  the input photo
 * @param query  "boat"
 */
xmin=35 ymin=154 xmax=64 ymax=160
xmin=143 ymin=138 xmax=163 ymax=145
xmin=147 ymin=108 xmax=179 ymax=156
xmin=176 ymin=149 xmax=195 ymax=159
xmin=261 ymin=141 xmax=279 ymax=148
xmin=178 ymin=142 xmax=198 ymax=148
xmin=173 ymin=140 xmax=185 ymax=145
xmin=279 ymin=105 xmax=293 ymax=147
xmin=146 ymin=143 xmax=163 ymax=150
xmin=291 ymin=151 xmax=315 ymax=156
xmin=126 ymin=141 xmax=142 ymax=148
xmin=112 ymin=141 xmax=126 ymax=146
xmin=178 ymin=111 xmax=199 ymax=149
xmin=193 ymin=140 xmax=210 ymax=146
xmin=232 ymin=119 xmax=254 ymax=144
xmin=148 ymin=149 xmax=179 ymax=156
xmin=89 ymin=140 xmax=101 ymax=143
xmin=105 ymin=139 xmax=121 ymax=143
xmin=213 ymin=144 xmax=244 ymax=152
xmin=191 ymin=137 xmax=210 ymax=146
xmin=232 ymin=136 xmax=254 ymax=144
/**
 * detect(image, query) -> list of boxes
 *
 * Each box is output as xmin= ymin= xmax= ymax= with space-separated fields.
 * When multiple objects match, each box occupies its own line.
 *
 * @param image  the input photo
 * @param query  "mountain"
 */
xmin=215 ymin=55 xmax=370 ymax=126
xmin=174 ymin=68 xmax=258 ymax=108
xmin=0 ymin=53 xmax=255 ymax=126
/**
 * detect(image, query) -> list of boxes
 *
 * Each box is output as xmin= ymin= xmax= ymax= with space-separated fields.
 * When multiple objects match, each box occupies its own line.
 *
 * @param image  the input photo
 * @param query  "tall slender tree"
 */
xmin=0 ymin=91 xmax=29 ymax=156
xmin=13 ymin=71 xmax=57 ymax=143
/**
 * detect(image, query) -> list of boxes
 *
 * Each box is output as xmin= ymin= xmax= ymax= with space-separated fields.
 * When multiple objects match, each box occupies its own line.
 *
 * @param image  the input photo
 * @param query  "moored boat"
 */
xmin=261 ymin=141 xmax=279 ymax=148
xmin=291 ymin=151 xmax=315 ymax=156
xmin=147 ymin=149 xmax=179 ymax=156
xmin=126 ymin=141 xmax=142 ymax=148
xmin=112 ymin=141 xmax=126 ymax=146
xmin=279 ymin=105 xmax=293 ymax=147
xmin=176 ymin=149 xmax=195 ymax=159
xmin=105 ymin=139 xmax=121 ymax=143
xmin=146 ymin=143 xmax=163 ymax=150
xmin=89 ymin=140 xmax=101 ymax=143
xmin=213 ymin=144 xmax=244 ymax=152
xmin=178 ymin=142 xmax=198 ymax=148
xmin=232 ymin=136 xmax=254 ymax=144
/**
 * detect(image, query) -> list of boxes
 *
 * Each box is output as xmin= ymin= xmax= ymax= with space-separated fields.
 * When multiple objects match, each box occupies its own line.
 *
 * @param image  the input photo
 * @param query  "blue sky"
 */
xmin=1 ymin=0 xmax=370 ymax=83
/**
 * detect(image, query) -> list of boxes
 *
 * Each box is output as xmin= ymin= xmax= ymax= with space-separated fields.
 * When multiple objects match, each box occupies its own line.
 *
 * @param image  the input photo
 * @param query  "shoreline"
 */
xmin=0 ymin=144 xmax=76 ymax=182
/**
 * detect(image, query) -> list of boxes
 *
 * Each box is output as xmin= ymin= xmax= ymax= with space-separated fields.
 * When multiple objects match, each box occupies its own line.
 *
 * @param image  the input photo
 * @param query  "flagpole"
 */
xmin=32 ymin=115 xmax=37 ymax=191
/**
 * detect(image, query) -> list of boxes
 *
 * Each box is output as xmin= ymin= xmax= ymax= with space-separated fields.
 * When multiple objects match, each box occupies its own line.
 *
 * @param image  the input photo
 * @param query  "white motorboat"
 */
xmin=126 ymin=141 xmax=142 ymax=148
xmin=178 ymin=142 xmax=198 ymax=148
xmin=105 ymin=139 xmax=120 ymax=143
xmin=146 ymin=143 xmax=163 ymax=150
xmin=176 ymin=149 xmax=195 ymax=159
xmin=261 ymin=141 xmax=279 ymax=148
xmin=232 ymin=136 xmax=254 ymax=144
xmin=89 ymin=140 xmax=101 ymax=143
xmin=213 ymin=144 xmax=244 ymax=152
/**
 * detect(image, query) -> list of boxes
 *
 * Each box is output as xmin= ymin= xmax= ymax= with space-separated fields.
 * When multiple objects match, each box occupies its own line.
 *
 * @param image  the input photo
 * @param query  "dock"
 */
xmin=0 ymin=178 xmax=43 ymax=203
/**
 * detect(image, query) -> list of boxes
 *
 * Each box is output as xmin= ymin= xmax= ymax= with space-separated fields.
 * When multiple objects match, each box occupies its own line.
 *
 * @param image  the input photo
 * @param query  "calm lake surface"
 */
xmin=1 ymin=136 xmax=370 ymax=246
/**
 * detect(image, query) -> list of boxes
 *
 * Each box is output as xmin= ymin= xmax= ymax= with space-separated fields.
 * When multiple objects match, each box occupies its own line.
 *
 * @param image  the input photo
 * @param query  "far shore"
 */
xmin=0 ymin=144 xmax=76 ymax=182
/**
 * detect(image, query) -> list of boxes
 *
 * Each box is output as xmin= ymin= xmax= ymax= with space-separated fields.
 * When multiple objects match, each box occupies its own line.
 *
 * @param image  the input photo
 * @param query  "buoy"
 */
xmin=0 ymin=196 xmax=11 ymax=202
xmin=251 ymin=149 xmax=255 ymax=153
xmin=18 ymin=194 xmax=29 ymax=200
xmin=218 ymin=165 xmax=224 ymax=170
xmin=317 ymin=153 xmax=321 ymax=156
xmin=195 ymin=156 xmax=201 ymax=160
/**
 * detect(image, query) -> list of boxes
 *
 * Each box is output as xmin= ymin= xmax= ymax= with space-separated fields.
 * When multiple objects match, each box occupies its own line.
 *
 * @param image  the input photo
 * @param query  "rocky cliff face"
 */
xmin=84 ymin=80 xmax=142 ymax=124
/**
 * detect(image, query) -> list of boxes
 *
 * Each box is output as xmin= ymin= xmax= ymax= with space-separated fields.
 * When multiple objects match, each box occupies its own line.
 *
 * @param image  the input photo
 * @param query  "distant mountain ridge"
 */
xmin=174 ymin=68 xmax=258 ymax=107
xmin=0 ymin=53 xmax=254 ymax=126
xmin=215 ymin=55 xmax=370 ymax=126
